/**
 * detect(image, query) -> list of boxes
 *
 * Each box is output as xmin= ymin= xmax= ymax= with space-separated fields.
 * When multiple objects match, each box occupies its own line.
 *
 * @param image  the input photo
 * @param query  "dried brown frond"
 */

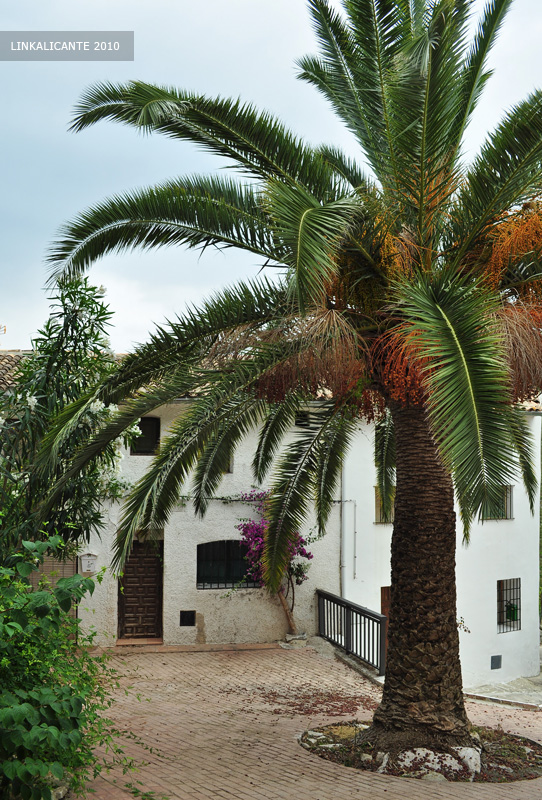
xmin=294 ymin=307 xmax=365 ymax=353
xmin=497 ymin=302 xmax=542 ymax=401
xmin=387 ymin=229 xmax=418 ymax=282
xmin=253 ymin=308 xmax=368 ymax=404
xmin=369 ymin=327 xmax=429 ymax=406
xmin=206 ymin=325 xmax=263 ymax=367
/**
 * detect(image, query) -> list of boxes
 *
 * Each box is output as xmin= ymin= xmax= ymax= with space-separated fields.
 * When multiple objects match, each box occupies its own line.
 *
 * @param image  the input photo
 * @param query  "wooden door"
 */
xmin=381 ymin=585 xmax=391 ymax=620
xmin=118 ymin=541 xmax=163 ymax=639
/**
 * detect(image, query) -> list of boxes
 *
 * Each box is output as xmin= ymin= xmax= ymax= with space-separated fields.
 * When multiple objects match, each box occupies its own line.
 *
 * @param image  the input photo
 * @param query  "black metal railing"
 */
xmin=317 ymin=589 xmax=387 ymax=676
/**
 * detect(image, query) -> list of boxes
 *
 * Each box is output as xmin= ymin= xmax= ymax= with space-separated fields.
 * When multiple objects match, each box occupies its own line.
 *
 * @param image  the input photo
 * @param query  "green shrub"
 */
xmin=0 ymin=537 xmax=128 ymax=799
xmin=0 ymin=277 xmax=138 ymax=561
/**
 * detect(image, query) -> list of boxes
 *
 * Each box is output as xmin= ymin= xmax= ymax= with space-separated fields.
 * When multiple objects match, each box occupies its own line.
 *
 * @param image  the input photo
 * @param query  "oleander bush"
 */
xmin=0 ymin=277 xmax=138 ymax=562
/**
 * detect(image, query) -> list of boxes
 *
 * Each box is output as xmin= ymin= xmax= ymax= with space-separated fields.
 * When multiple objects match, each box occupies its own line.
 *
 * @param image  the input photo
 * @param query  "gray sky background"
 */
xmin=2 ymin=0 xmax=542 ymax=352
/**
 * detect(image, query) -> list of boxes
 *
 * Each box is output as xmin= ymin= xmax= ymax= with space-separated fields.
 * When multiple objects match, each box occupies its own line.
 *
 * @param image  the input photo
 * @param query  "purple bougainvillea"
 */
xmin=236 ymin=490 xmax=313 ymax=588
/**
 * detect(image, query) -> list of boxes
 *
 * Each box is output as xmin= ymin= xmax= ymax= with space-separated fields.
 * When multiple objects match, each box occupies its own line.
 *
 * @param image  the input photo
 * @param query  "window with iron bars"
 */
xmin=374 ymin=486 xmax=395 ymax=524
xmin=482 ymin=485 xmax=513 ymax=520
xmin=196 ymin=540 xmax=259 ymax=590
xmin=497 ymin=578 xmax=521 ymax=633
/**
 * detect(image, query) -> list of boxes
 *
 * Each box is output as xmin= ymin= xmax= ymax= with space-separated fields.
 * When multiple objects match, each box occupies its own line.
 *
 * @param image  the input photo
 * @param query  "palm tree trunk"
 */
xmin=368 ymin=402 xmax=472 ymax=752
xmin=277 ymin=585 xmax=298 ymax=634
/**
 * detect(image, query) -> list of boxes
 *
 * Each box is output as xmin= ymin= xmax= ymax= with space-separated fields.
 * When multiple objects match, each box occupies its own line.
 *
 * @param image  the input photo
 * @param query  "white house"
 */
xmin=78 ymin=401 xmax=341 ymax=649
xmin=341 ymin=415 xmax=541 ymax=687
xmin=77 ymin=400 xmax=541 ymax=688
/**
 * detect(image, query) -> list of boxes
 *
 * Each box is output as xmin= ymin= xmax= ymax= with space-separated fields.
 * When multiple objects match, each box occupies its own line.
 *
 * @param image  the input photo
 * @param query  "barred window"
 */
xmin=130 ymin=416 xmax=160 ymax=455
xmin=482 ymin=486 xmax=513 ymax=520
xmin=196 ymin=540 xmax=259 ymax=590
xmin=497 ymin=578 xmax=521 ymax=633
xmin=374 ymin=486 xmax=395 ymax=524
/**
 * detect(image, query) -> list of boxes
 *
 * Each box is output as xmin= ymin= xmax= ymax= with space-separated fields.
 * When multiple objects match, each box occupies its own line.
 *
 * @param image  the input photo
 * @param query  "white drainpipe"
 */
xmin=340 ymin=465 xmax=357 ymax=595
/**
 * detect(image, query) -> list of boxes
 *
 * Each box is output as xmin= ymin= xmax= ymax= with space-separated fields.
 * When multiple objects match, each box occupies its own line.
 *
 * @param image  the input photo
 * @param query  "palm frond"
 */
xmin=500 ymin=254 xmax=542 ymax=292
xmin=118 ymin=276 xmax=290 ymax=388
xmin=451 ymin=0 xmax=513 ymax=148
xmin=507 ymin=406 xmax=537 ymax=514
xmin=316 ymin=144 xmax=371 ymax=192
xmin=111 ymin=395 xmax=232 ymax=568
xmin=314 ymin=410 xmax=357 ymax=532
xmin=106 ymin=339 xmax=320 ymax=566
xmin=345 ymin=0 xmax=413 ymax=182
xmin=393 ymin=273 xmax=531 ymax=530
xmin=50 ymin=339 xmax=298 ymax=511
xmin=389 ymin=0 xmax=470 ymax=248
xmin=36 ymin=368 xmax=204 ymax=526
xmin=452 ymin=90 xmax=542 ymax=265
xmin=47 ymin=176 xmax=281 ymax=283
xmin=297 ymin=0 xmax=382 ymax=165
xmin=263 ymin=403 xmax=344 ymax=592
xmin=252 ymin=393 xmax=303 ymax=484
xmin=395 ymin=0 xmax=426 ymax=34
xmin=191 ymin=396 xmax=267 ymax=515
xmin=37 ymin=276 xmax=290 ymax=475
xmin=374 ymin=409 xmax=396 ymax=521
xmin=113 ymin=364 xmax=293 ymax=567
xmin=70 ymin=81 xmax=335 ymax=191
xmin=263 ymin=179 xmax=357 ymax=311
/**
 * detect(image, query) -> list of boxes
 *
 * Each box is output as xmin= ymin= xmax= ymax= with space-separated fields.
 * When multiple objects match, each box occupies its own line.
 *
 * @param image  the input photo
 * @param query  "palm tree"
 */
xmin=41 ymin=0 xmax=542 ymax=756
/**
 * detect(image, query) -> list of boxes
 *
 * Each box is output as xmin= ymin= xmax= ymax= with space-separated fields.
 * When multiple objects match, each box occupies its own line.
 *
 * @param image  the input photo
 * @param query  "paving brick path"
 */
xmin=87 ymin=645 xmax=542 ymax=800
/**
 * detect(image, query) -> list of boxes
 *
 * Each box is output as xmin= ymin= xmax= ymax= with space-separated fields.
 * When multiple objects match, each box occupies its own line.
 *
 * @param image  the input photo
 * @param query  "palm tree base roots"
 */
xmin=356 ymin=719 xmax=474 ymax=755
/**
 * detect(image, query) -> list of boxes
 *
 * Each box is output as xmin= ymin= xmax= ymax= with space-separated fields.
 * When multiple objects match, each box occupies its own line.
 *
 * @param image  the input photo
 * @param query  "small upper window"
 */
xmin=374 ymin=486 xmax=395 ymax=524
xmin=482 ymin=486 xmax=513 ymax=521
xmin=130 ymin=417 xmax=160 ymax=455
xmin=295 ymin=411 xmax=310 ymax=428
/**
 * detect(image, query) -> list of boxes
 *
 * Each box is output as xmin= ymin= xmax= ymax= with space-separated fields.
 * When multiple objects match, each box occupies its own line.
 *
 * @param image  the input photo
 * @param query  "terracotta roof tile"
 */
xmin=0 ymin=351 xmax=28 ymax=391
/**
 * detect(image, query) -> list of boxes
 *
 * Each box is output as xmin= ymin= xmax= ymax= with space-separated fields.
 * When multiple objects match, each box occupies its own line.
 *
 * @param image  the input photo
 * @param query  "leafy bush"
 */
xmin=0 ymin=537 xmax=128 ymax=800
xmin=0 ymin=278 xmax=139 ymax=560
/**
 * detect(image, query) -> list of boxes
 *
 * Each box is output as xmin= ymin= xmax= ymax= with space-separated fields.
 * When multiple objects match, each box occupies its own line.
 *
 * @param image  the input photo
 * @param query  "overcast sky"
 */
xmin=2 ymin=0 xmax=542 ymax=352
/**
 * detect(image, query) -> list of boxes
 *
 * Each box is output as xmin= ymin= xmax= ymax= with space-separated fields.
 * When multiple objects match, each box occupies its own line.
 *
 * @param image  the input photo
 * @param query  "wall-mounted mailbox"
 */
xmin=80 ymin=552 xmax=98 ymax=574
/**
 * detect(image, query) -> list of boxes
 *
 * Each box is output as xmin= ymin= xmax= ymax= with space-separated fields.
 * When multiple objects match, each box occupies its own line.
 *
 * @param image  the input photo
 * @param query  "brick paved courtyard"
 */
xmin=87 ymin=645 xmax=542 ymax=800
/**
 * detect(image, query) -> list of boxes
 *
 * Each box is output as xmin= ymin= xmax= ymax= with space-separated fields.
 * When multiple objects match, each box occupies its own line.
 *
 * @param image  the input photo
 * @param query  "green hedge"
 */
xmin=0 ymin=537 xmax=126 ymax=799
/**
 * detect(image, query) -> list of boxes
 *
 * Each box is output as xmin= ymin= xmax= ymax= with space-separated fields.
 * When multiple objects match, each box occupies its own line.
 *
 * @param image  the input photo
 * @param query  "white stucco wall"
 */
xmin=456 ymin=416 xmax=541 ymax=686
xmin=341 ymin=415 xmax=541 ymax=687
xmin=77 ymin=401 xmax=340 ymax=646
